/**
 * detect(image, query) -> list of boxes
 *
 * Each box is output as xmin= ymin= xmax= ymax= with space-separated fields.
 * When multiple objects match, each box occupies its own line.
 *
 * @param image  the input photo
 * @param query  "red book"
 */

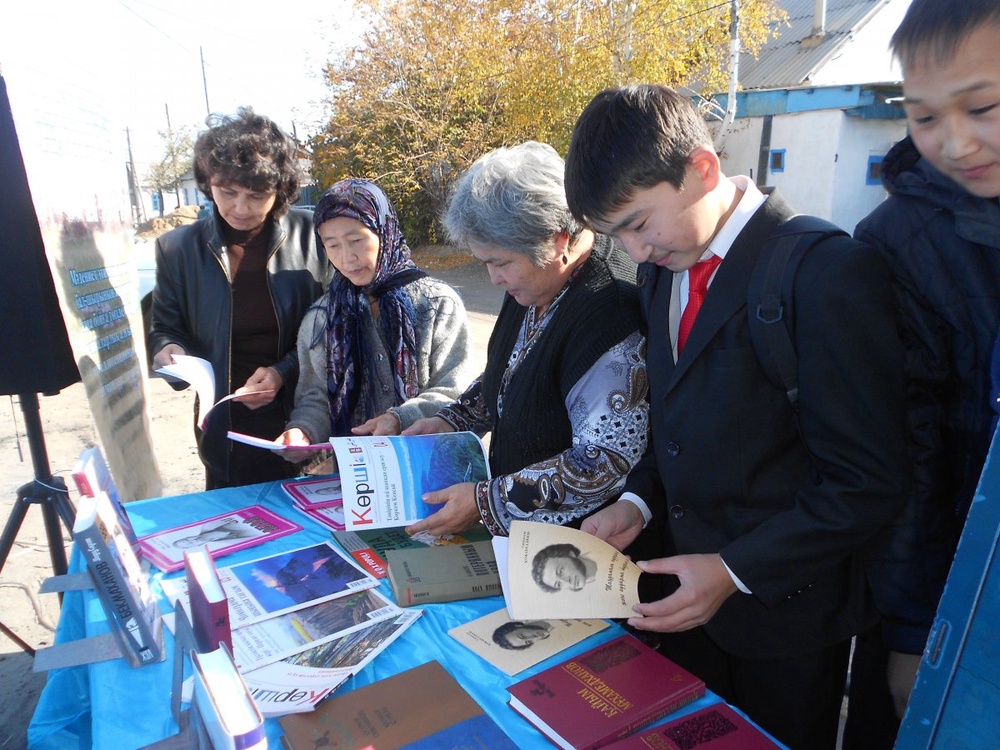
xmin=183 ymin=545 xmax=232 ymax=653
xmin=602 ymin=703 xmax=782 ymax=749
xmin=507 ymin=634 xmax=706 ymax=750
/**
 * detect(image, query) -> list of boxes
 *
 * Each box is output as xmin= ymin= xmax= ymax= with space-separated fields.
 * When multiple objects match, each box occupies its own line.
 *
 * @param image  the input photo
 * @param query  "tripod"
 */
xmin=0 ymin=392 xmax=76 ymax=655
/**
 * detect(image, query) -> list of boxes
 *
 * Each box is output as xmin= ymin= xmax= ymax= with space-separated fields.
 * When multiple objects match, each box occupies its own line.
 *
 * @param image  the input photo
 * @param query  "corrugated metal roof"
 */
xmin=738 ymin=0 xmax=888 ymax=89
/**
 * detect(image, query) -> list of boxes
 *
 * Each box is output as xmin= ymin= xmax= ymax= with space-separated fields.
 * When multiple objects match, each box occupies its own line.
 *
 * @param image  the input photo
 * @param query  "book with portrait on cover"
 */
xmin=449 ymin=606 xmax=609 ymax=676
xmin=602 ymin=703 xmax=782 ymax=749
xmin=507 ymin=633 xmax=706 ymax=750
xmin=72 ymin=491 xmax=164 ymax=667
xmin=494 ymin=520 xmax=643 ymax=620
xmin=279 ymin=660 xmax=518 ymax=749
xmin=136 ymin=504 xmax=302 ymax=573
xmin=386 ymin=538 xmax=501 ymax=606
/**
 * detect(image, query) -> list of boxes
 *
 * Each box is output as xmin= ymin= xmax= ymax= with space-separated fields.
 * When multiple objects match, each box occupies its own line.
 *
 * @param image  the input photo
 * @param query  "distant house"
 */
xmin=704 ymin=0 xmax=912 ymax=232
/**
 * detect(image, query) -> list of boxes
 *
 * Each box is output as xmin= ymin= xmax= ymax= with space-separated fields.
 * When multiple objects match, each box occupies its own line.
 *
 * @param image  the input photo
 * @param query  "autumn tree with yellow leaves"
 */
xmin=312 ymin=0 xmax=785 ymax=243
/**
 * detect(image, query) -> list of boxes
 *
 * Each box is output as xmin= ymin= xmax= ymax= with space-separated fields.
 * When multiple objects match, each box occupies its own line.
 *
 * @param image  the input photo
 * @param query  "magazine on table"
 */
xmin=161 ymin=541 xmax=378 ymax=628
xmin=332 ymin=431 xmax=489 ymax=530
xmin=242 ymin=608 xmax=422 ymax=717
xmin=230 ymin=588 xmax=402 ymax=672
xmin=281 ymin=476 xmax=343 ymax=509
xmin=137 ymin=505 xmax=302 ymax=573
xmin=494 ymin=520 xmax=643 ymax=619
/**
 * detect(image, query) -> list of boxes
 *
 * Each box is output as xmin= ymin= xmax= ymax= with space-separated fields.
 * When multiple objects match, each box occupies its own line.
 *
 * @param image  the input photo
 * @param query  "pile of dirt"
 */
xmin=135 ymin=204 xmax=201 ymax=239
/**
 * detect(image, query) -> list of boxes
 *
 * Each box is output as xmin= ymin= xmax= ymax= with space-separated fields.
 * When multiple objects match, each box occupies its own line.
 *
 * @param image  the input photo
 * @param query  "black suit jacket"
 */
xmin=625 ymin=191 xmax=908 ymax=659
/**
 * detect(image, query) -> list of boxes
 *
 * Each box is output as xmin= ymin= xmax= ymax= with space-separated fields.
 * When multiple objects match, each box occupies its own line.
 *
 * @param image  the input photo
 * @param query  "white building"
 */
xmin=704 ymin=0 xmax=912 ymax=232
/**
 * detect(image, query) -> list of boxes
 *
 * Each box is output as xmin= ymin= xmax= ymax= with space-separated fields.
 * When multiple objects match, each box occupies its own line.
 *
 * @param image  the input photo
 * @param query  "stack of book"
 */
xmin=281 ymin=476 xmax=346 ymax=531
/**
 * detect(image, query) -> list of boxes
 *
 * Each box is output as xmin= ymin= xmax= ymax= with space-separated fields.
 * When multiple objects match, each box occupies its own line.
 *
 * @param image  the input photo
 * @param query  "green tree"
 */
xmin=313 ymin=0 xmax=784 ymax=244
xmin=146 ymin=126 xmax=194 ymax=216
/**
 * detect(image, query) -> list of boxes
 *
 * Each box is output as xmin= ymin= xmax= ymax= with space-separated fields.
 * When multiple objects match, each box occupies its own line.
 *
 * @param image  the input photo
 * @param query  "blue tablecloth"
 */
xmin=28 ymin=480 xmax=745 ymax=749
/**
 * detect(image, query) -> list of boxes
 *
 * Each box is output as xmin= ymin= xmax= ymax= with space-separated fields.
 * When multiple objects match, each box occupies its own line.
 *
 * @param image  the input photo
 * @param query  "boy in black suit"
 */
xmin=564 ymin=84 xmax=908 ymax=750
xmin=845 ymin=1 xmax=1000 ymax=746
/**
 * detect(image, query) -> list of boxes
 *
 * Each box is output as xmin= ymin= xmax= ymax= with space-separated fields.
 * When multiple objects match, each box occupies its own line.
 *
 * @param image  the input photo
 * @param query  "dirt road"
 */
xmin=0 ymin=256 xmax=500 ymax=748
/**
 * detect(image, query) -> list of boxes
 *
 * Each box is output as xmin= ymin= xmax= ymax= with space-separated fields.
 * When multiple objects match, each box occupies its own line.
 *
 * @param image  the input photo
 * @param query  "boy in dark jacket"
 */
xmin=846 ymin=1 xmax=1000 ymax=746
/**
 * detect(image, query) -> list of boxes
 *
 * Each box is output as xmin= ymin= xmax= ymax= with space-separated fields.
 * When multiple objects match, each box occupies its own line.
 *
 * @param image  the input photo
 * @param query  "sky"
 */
xmin=0 ymin=0 xmax=364 ymax=207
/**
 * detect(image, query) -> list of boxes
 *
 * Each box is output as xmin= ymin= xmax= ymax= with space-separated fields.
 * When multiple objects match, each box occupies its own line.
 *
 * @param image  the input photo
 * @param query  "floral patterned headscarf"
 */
xmin=313 ymin=179 xmax=427 ymax=436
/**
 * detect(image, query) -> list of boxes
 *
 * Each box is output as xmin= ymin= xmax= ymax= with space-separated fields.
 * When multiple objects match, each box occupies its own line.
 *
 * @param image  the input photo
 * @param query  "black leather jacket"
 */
xmin=149 ymin=207 xmax=331 ymax=481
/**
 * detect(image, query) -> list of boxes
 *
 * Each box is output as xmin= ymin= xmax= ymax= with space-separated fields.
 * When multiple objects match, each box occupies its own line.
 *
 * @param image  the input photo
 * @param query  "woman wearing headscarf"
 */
xmin=278 ymin=179 xmax=471 ymax=456
xmin=403 ymin=141 xmax=648 ymax=537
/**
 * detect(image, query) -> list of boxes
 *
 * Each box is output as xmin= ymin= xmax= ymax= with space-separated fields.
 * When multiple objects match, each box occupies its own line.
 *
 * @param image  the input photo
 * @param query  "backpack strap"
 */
xmin=749 ymin=215 xmax=846 ymax=411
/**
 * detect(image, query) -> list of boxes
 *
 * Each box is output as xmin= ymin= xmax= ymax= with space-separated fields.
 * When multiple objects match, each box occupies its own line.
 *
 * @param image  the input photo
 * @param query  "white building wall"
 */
xmin=717 ymin=110 xmax=907 ymax=231
xmin=831 ymin=116 xmax=907 ymax=231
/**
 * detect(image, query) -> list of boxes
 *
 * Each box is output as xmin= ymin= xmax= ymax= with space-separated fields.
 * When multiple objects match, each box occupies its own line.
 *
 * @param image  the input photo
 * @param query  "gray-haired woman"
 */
xmin=404 ymin=141 xmax=649 ymax=537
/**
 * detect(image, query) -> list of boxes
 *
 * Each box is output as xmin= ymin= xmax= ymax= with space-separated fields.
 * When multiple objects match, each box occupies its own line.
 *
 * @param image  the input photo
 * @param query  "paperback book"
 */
xmin=72 ymin=444 xmax=137 ymax=548
xmin=507 ymin=634 xmax=706 ymax=750
xmin=332 ymin=431 xmax=489 ymax=529
xmin=137 ymin=504 xmax=302 ymax=573
xmin=279 ymin=660 xmax=518 ymax=749
xmin=495 ymin=520 xmax=643 ymax=619
xmin=602 ymin=703 xmax=782 ymax=749
xmin=156 ymin=353 xmax=274 ymax=430
xmin=292 ymin=501 xmax=346 ymax=532
xmin=191 ymin=643 xmax=267 ymax=750
xmin=281 ymin=475 xmax=343 ymax=509
xmin=230 ymin=588 xmax=401 ymax=671
xmin=72 ymin=491 xmax=164 ymax=667
xmin=184 ymin=545 xmax=232 ymax=653
xmin=332 ymin=523 xmax=492 ymax=579
xmin=386 ymin=538 xmax=501 ymax=606
xmin=448 ymin=606 xmax=609 ymax=676
xmin=243 ymin=608 xmax=422 ymax=717
xmin=162 ymin=541 xmax=378 ymax=629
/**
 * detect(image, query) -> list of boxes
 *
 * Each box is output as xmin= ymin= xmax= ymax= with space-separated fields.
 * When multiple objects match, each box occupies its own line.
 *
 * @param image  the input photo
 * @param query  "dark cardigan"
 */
xmin=481 ymin=235 xmax=640 ymax=476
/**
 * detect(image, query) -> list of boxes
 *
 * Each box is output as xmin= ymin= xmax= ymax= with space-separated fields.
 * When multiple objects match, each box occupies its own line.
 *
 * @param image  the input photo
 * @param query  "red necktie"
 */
xmin=677 ymin=254 xmax=722 ymax=355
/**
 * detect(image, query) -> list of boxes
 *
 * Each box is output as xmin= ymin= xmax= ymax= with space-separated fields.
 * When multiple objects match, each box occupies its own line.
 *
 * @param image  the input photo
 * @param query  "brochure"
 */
xmin=230 ymin=588 xmax=401 ymax=671
xmin=137 ymin=505 xmax=301 ymax=573
xmin=161 ymin=541 xmax=378 ymax=628
xmin=332 ymin=432 xmax=489 ymax=530
xmin=281 ymin=476 xmax=343 ymax=509
xmin=448 ymin=607 xmax=609 ymax=676
xmin=494 ymin=520 xmax=643 ymax=619
xmin=155 ymin=354 xmax=273 ymax=429
xmin=242 ymin=609 xmax=422 ymax=717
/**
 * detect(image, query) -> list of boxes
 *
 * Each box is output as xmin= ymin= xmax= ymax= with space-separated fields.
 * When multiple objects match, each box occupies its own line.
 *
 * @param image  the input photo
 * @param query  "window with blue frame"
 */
xmin=867 ymin=155 xmax=885 ymax=185
xmin=151 ymin=192 xmax=162 ymax=212
xmin=769 ymin=149 xmax=785 ymax=173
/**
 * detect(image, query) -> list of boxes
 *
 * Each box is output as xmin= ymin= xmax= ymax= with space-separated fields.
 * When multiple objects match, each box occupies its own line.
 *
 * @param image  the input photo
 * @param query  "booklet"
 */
xmin=282 ymin=476 xmax=343 ymax=509
xmin=155 ymin=354 xmax=274 ymax=429
xmin=161 ymin=541 xmax=378 ymax=629
xmin=137 ymin=505 xmax=302 ymax=573
xmin=494 ymin=520 xmax=643 ymax=619
xmin=332 ymin=432 xmax=489 ymax=530
xmin=448 ymin=606 xmax=609 ymax=675
xmin=228 ymin=431 xmax=332 ymax=452
xmin=230 ymin=587 xmax=401 ymax=672
xmin=242 ymin=608 xmax=422 ymax=717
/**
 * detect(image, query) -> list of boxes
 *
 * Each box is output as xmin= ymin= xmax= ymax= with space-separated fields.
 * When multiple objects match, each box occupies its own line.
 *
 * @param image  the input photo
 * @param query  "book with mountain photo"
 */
xmin=333 ymin=431 xmax=489 ymax=530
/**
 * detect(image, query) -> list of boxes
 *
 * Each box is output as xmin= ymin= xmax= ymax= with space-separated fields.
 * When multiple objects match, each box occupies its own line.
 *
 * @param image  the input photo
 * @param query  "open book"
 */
xmin=494 ymin=520 xmax=643 ymax=620
xmin=156 ymin=354 xmax=274 ymax=429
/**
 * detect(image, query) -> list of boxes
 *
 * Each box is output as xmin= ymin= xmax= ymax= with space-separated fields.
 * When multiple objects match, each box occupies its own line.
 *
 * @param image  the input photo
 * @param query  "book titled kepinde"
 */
xmin=506 ymin=634 xmax=706 ymax=750
xmin=72 ymin=491 xmax=164 ymax=667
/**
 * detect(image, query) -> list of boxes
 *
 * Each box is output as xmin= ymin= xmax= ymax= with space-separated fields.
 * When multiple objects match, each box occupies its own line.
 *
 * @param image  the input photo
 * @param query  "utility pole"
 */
xmin=125 ymin=127 xmax=146 ymax=226
xmin=200 ymin=46 xmax=211 ymax=116
xmin=165 ymin=104 xmax=180 ymax=210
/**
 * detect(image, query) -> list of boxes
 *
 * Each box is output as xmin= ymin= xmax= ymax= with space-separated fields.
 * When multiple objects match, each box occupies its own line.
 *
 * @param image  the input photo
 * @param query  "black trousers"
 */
xmin=842 ymin=625 xmax=900 ymax=750
xmin=655 ymin=626 xmax=851 ymax=750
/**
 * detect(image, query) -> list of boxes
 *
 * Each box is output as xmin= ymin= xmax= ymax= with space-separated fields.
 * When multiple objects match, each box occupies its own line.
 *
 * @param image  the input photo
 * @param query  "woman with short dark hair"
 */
xmin=149 ymin=107 xmax=331 ymax=489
